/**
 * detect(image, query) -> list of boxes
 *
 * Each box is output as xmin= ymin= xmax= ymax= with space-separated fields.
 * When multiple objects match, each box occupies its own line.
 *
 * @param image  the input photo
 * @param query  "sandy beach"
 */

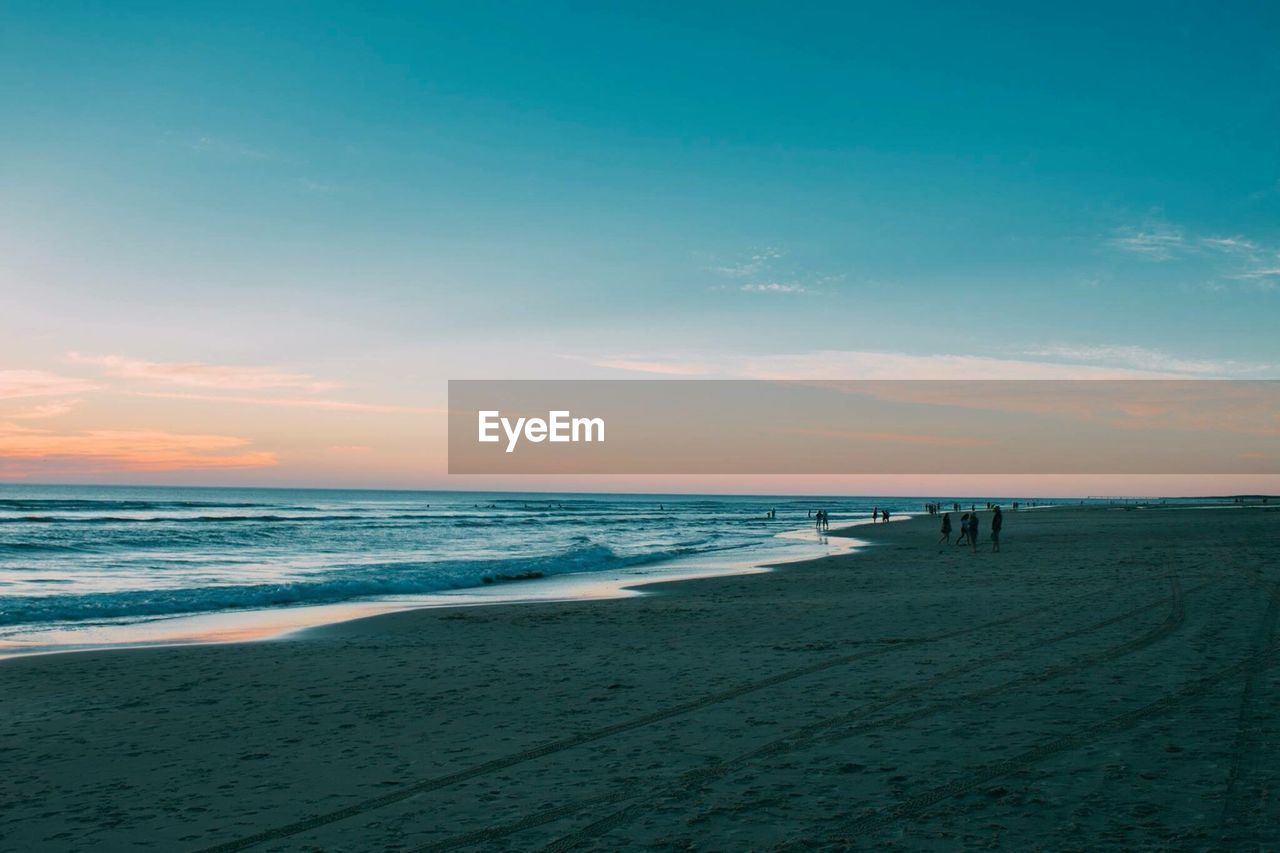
xmin=3 ymin=504 xmax=1279 ymax=851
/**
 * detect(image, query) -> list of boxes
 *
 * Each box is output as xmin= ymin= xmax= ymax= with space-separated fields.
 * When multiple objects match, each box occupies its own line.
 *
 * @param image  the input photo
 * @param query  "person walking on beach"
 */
xmin=991 ymin=506 xmax=1003 ymax=552
xmin=882 ymin=509 xmax=891 ymax=523
xmin=872 ymin=506 xmax=879 ymax=523
xmin=939 ymin=512 xmax=952 ymax=545
xmin=967 ymin=512 xmax=979 ymax=552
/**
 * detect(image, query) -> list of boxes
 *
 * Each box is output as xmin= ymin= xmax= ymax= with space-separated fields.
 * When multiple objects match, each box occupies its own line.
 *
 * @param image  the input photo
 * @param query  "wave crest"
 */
xmin=0 ymin=542 xmax=716 ymax=627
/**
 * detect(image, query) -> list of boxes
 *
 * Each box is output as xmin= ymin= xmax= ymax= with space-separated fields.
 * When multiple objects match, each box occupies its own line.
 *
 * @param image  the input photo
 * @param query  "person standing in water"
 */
xmin=991 ymin=506 xmax=1003 ymax=552
xmin=939 ymin=512 xmax=952 ymax=545
xmin=872 ymin=506 xmax=879 ymax=523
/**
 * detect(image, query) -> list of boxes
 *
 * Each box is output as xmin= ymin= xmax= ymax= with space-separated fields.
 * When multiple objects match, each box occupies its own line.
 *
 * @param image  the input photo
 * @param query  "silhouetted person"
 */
xmin=956 ymin=513 xmax=970 ymax=546
xmin=967 ymin=512 xmax=979 ymax=552
xmin=939 ymin=512 xmax=952 ymax=545
xmin=991 ymin=506 xmax=1003 ymax=552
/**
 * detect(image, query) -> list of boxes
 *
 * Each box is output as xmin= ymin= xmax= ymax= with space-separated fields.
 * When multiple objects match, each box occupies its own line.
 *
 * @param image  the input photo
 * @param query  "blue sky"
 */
xmin=1 ymin=1 xmax=1279 ymax=485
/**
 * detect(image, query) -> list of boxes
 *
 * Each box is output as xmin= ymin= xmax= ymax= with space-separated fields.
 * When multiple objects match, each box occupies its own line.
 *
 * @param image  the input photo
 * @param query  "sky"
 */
xmin=1 ymin=1 xmax=1278 ymax=492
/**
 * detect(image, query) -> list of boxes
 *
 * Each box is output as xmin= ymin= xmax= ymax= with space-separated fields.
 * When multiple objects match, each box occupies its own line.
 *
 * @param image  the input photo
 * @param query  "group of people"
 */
xmin=938 ymin=505 xmax=1002 ymax=552
xmin=807 ymin=505 xmax=907 ymax=530
xmin=926 ymin=501 xmax=1025 ymax=515
xmin=793 ymin=503 xmax=1007 ymax=550
xmin=870 ymin=507 xmax=892 ymax=523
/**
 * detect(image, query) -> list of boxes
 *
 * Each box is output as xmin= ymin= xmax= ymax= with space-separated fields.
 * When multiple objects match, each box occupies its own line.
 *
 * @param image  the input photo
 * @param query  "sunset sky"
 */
xmin=2 ymin=2 xmax=1278 ymax=493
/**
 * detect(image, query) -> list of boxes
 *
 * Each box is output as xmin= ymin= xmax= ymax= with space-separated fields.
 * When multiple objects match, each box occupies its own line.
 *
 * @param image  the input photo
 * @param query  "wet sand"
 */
xmin=3 ymin=505 xmax=1279 ymax=850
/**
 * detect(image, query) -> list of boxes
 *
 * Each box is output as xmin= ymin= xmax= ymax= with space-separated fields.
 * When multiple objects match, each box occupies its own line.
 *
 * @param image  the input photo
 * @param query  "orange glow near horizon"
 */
xmin=1 ymin=359 xmax=1278 ymax=495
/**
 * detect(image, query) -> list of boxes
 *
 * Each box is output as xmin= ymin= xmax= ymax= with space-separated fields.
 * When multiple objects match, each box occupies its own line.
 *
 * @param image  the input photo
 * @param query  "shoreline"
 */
xmin=6 ymin=504 xmax=1279 ymax=850
xmin=0 ymin=520 xmax=871 ymax=662
xmin=0 ymin=502 xmax=1230 ymax=661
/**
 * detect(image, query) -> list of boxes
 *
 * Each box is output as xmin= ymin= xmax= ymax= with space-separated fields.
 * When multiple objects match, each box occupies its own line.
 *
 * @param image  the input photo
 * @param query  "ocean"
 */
xmin=0 ymin=485 xmax=1015 ymax=654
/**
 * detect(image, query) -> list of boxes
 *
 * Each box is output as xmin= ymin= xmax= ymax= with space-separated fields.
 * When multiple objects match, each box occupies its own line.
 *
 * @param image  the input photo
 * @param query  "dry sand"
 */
xmin=2 ymin=505 xmax=1279 ymax=851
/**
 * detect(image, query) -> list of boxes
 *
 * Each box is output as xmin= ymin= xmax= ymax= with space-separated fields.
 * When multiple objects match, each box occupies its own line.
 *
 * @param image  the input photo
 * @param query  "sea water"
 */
xmin=0 ymin=484 xmax=946 ymax=655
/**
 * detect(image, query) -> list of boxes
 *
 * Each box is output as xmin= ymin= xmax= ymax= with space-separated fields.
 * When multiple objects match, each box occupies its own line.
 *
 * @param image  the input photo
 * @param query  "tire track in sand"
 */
xmin=416 ymin=577 xmax=1188 ymax=852
xmin=768 ymin=570 xmax=1280 ymax=848
xmin=196 ymin=579 xmax=1106 ymax=853
xmin=793 ymin=635 xmax=1280 ymax=847
xmin=1217 ymin=575 xmax=1280 ymax=842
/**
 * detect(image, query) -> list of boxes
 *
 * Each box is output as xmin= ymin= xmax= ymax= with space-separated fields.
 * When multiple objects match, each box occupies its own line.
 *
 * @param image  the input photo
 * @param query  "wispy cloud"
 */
xmin=61 ymin=353 xmax=436 ymax=414
xmin=1230 ymin=266 xmax=1280 ymax=280
xmin=6 ymin=399 xmax=81 ymax=420
xmin=738 ymin=350 xmax=1179 ymax=380
xmin=740 ymin=282 xmax=810 ymax=294
xmin=68 ymin=353 xmax=337 ymax=392
xmin=128 ymin=391 xmax=443 ymax=414
xmin=706 ymin=248 xmax=840 ymax=295
xmin=0 ymin=370 xmax=100 ymax=400
xmin=577 ymin=346 xmax=1277 ymax=380
xmin=1106 ymin=222 xmax=1185 ymax=260
xmin=1022 ymin=344 xmax=1274 ymax=377
xmin=1225 ymin=264 xmax=1280 ymax=291
xmin=1200 ymin=236 xmax=1259 ymax=254
xmin=1107 ymin=219 xmax=1280 ymax=288
xmin=589 ymin=358 xmax=712 ymax=376
xmin=0 ymin=423 xmax=276 ymax=472
xmin=1200 ymin=234 xmax=1280 ymax=286
xmin=707 ymin=248 xmax=782 ymax=278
